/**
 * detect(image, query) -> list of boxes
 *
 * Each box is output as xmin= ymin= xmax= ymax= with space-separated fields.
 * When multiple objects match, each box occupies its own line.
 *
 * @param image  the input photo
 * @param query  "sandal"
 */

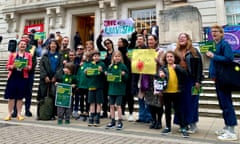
xmin=4 ymin=116 xmax=11 ymax=121
xmin=17 ymin=116 xmax=25 ymax=121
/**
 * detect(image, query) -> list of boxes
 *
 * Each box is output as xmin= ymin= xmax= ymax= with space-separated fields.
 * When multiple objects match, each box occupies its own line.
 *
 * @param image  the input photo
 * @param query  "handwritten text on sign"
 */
xmin=103 ymin=18 xmax=135 ymax=36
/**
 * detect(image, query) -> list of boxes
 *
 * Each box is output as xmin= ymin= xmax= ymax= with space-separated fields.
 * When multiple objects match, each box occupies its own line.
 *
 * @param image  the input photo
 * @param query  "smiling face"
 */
xmin=113 ymin=52 xmax=122 ymax=63
xmin=104 ymin=40 xmax=113 ymax=50
xmin=49 ymin=41 xmax=57 ymax=52
xmin=178 ymin=33 xmax=188 ymax=46
xmin=166 ymin=52 xmax=175 ymax=65
xmin=92 ymin=54 xmax=100 ymax=62
xmin=147 ymin=35 xmax=157 ymax=48
xmin=18 ymin=40 xmax=27 ymax=51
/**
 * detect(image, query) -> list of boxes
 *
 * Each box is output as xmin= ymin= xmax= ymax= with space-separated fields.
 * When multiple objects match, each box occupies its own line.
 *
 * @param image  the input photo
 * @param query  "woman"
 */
xmin=96 ymin=31 xmax=114 ymax=118
xmin=4 ymin=40 xmax=32 ymax=121
xmin=37 ymin=39 xmax=63 ymax=120
xmin=206 ymin=24 xmax=237 ymax=141
xmin=117 ymin=38 xmax=134 ymax=121
xmin=175 ymin=33 xmax=203 ymax=133
xmin=144 ymin=35 xmax=164 ymax=129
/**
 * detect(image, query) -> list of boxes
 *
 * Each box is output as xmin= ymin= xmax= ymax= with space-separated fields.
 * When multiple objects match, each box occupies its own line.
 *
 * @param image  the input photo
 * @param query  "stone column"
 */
xmin=215 ymin=0 xmax=226 ymax=25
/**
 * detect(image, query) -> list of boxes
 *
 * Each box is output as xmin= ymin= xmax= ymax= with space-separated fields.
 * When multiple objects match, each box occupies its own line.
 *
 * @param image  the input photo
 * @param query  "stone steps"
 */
xmin=0 ymin=59 xmax=239 ymax=118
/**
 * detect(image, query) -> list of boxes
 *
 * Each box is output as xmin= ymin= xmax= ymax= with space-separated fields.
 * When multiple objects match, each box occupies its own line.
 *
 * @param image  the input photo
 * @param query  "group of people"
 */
xmin=3 ymin=23 xmax=238 ymax=141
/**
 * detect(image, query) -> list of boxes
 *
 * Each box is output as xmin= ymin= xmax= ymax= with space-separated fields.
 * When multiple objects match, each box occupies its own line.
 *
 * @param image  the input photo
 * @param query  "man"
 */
xmin=12 ymin=34 xmax=37 ymax=117
xmin=56 ymin=31 xmax=63 ymax=47
xmin=61 ymin=36 xmax=71 ymax=64
xmin=150 ymin=21 xmax=159 ymax=39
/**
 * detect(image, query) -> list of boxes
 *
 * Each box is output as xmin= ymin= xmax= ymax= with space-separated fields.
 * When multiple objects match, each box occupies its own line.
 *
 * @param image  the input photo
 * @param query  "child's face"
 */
xmin=63 ymin=67 xmax=71 ymax=75
xmin=166 ymin=53 xmax=175 ymax=65
xmin=92 ymin=54 xmax=100 ymax=62
xmin=113 ymin=53 xmax=122 ymax=63
xmin=68 ymin=52 xmax=75 ymax=61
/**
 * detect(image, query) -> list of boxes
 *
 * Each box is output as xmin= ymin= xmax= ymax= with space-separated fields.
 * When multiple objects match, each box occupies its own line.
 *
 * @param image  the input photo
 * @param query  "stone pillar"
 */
xmin=56 ymin=7 xmax=65 ymax=28
xmin=4 ymin=12 xmax=19 ymax=33
xmin=46 ymin=8 xmax=56 ymax=29
xmin=215 ymin=0 xmax=226 ymax=25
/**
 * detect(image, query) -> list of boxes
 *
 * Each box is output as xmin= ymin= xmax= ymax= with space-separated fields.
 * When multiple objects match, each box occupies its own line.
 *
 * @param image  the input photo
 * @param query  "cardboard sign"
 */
xmin=55 ymin=83 xmax=72 ymax=108
xmin=14 ymin=58 xmax=28 ymax=69
xmin=131 ymin=49 xmax=157 ymax=75
xmin=199 ymin=41 xmax=215 ymax=53
xmin=107 ymin=73 xmax=122 ymax=82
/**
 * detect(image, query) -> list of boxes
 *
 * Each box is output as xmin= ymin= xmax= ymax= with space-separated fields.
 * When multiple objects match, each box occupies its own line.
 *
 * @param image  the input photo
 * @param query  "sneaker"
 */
xmin=149 ymin=121 xmax=156 ymax=129
xmin=215 ymin=129 xmax=227 ymax=136
xmin=154 ymin=122 xmax=162 ymax=129
xmin=217 ymin=131 xmax=238 ymax=141
xmin=128 ymin=114 xmax=135 ymax=122
xmin=161 ymin=128 xmax=171 ymax=135
xmin=187 ymin=124 xmax=198 ymax=134
xmin=88 ymin=118 xmax=94 ymax=126
xmin=181 ymin=129 xmax=189 ymax=138
xmin=25 ymin=111 xmax=32 ymax=117
xmin=116 ymin=121 xmax=123 ymax=130
xmin=72 ymin=111 xmax=79 ymax=118
xmin=106 ymin=121 xmax=116 ymax=129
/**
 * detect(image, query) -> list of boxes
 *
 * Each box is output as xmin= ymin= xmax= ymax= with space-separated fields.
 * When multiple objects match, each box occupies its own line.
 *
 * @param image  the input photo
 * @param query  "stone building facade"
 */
xmin=0 ymin=0 xmax=227 ymax=58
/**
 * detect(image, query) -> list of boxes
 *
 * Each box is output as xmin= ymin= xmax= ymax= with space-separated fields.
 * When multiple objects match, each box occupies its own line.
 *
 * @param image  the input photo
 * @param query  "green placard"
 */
xmin=192 ymin=86 xmax=202 ymax=95
xmin=55 ymin=83 xmax=72 ymax=108
xmin=199 ymin=41 xmax=216 ymax=53
xmin=127 ymin=49 xmax=134 ymax=58
xmin=107 ymin=73 xmax=122 ymax=82
xmin=34 ymin=32 xmax=46 ymax=40
xmin=14 ymin=59 xmax=28 ymax=69
xmin=100 ymin=51 xmax=107 ymax=60
xmin=86 ymin=68 xmax=100 ymax=76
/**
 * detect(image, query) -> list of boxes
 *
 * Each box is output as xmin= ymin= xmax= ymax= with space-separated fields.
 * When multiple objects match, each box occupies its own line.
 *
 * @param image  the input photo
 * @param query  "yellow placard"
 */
xmin=131 ymin=49 xmax=157 ymax=75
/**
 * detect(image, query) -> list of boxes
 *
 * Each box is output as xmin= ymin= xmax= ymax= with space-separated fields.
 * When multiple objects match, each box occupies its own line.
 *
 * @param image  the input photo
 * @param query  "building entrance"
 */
xmin=76 ymin=15 xmax=94 ymax=47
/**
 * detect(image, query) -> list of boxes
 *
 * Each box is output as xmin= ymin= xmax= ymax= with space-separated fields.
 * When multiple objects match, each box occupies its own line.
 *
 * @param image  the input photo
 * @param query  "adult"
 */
xmin=61 ymin=36 xmax=71 ymax=64
xmin=42 ymin=33 xmax=55 ymax=48
xmin=144 ymin=35 xmax=164 ymax=129
xmin=37 ymin=39 xmax=63 ymax=120
xmin=55 ymin=31 xmax=63 ymax=47
xmin=117 ymin=38 xmax=134 ymax=121
xmin=74 ymin=32 xmax=82 ymax=51
xmin=11 ymin=34 xmax=37 ymax=117
xmin=206 ymin=24 xmax=237 ymax=141
xmin=4 ymin=40 xmax=32 ymax=121
xmin=96 ymin=32 xmax=114 ymax=118
xmin=150 ymin=21 xmax=159 ymax=39
xmin=174 ymin=33 xmax=199 ymax=134
xmin=131 ymin=34 xmax=152 ymax=123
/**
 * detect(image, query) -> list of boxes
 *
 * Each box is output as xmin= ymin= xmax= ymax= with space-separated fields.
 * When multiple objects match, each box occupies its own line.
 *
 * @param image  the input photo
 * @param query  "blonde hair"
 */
xmin=175 ymin=33 xmax=198 ymax=58
xmin=211 ymin=24 xmax=224 ymax=38
xmin=111 ymin=51 xmax=124 ymax=64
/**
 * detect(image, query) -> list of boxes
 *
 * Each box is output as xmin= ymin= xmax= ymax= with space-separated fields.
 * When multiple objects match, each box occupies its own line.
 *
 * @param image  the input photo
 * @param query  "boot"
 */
xmin=94 ymin=113 xmax=100 ymax=127
xmin=88 ymin=113 xmax=95 ymax=126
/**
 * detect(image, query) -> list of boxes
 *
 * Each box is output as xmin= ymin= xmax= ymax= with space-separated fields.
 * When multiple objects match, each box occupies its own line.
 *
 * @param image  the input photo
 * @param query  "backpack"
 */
xmin=8 ymin=39 xmax=17 ymax=52
xmin=38 ymin=96 xmax=53 ymax=120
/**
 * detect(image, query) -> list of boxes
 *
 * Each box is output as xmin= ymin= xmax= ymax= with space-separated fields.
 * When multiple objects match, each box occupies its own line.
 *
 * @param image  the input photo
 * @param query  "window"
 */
xmin=25 ymin=19 xmax=44 ymax=26
xmin=225 ymin=1 xmax=240 ymax=25
xmin=129 ymin=8 xmax=156 ymax=32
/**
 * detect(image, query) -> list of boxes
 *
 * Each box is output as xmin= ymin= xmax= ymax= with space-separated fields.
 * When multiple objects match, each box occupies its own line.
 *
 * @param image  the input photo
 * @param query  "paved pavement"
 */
xmin=0 ymin=103 xmax=239 ymax=144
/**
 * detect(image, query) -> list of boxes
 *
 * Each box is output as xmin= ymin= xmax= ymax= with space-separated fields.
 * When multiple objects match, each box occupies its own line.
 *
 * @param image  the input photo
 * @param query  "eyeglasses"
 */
xmin=211 ymin=31 xmax=220 ymax=33
xmin=77 ymin=48 xmax=84 ymax=50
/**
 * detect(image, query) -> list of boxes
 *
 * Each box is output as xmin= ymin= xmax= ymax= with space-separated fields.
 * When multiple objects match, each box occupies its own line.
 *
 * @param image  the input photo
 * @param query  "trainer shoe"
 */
xmin=128 ymin=114 xmax=135 ymax=122
xmin=116 ymin=121 xmax=123 ymax=130
xmin=106 ymin=121 xmax=116 ymax=129
xmin=181 ymin=129 xmax=189 ymax=138
xmin=215 ymin=129 xmax=227 ymax=136
xmin=161 ymin=127 xmax=171 ymax=135
xmin=217 ymin=131 xmax=238 ymax=141
xmin=187 ymin=124 xmax=198 ymax=134
xmin=72 ymin=111 xmax=79 ymax=118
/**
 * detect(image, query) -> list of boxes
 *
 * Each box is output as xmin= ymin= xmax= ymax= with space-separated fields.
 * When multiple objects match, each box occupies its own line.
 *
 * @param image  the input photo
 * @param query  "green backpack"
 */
xmin=38 ymin=96 xmax=53 ymax=120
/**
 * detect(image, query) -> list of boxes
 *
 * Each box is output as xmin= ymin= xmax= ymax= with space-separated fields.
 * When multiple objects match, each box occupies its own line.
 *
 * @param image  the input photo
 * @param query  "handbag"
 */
xmin=216 ymin=61 xmax=240 ymax=91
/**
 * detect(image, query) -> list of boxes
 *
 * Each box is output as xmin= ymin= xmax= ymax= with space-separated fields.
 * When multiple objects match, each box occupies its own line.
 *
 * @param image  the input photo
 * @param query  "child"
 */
xmin=56 ymin=62 xmax=76 ymax=124
xmin=85 ymin=50 xmax=106 ymax=126
xmin=105 ymin=51 xmax=129 ymax=130
xmin=159 ymin=51 xmax=188 ymax=138
xmin=75 ymin=52 xmax=90 ymax=121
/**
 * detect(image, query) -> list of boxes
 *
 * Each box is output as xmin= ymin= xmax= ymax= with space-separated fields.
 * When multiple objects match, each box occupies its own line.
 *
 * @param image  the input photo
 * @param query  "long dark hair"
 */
xmin=47 ymin=39 xmax=60 ymax=52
